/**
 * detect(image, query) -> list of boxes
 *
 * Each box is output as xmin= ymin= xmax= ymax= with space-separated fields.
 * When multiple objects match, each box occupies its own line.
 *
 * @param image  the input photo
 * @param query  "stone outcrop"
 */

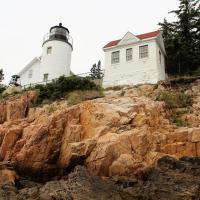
xmin=1 ymin=157 xmax=200 ymax=200
xmin=0 ymin=91 xmax=37 ymax=124
xmin=1 ymin=81 xmax=200 ymax=180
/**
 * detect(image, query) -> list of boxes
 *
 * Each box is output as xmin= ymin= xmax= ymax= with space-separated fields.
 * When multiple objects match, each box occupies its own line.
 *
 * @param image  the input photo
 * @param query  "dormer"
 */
xmin=118 ymin=31 xmax=140 ymax=46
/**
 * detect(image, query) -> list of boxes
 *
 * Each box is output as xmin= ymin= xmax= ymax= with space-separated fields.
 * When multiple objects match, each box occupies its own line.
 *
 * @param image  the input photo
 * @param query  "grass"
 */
xmin=66 ymin=90 xmax=104 ymax=106
xmin=169 ymin=109 xmax=190 ymax=127
xmin=156 ymin=90 xmax=193 ymax=126
xmin=105 ymin=85 xmax=124 ymax=91
xmin=156 ymin=91 xmax=193 ymax=109
xmin=48 ymin=105 xmax=57 ymax=113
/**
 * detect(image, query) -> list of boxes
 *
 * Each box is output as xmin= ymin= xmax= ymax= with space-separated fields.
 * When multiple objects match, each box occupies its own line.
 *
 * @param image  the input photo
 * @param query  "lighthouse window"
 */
xmin=47 ymin=47 xmax=52 ymax=54
xmin=43 ymin=73 xmax=49 ymax=82
xmin=28 ymin=70 xmax=33 ymax=78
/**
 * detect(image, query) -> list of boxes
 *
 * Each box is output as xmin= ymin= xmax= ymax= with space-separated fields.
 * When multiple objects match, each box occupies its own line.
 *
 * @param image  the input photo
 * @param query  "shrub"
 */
xmin=0 ymin=85 xmax=6 ymax=94
xmin=0 ymin=85 xmax=6 ymax=99
xmin=169 ymin=109 xmax=189 ymax=127
xmin=33 ymin=76 xmax=103 ymax=105
xmin=156 ymin=90 xmax=193 ymax=127
xmin=156 ymin=91 xmax=193 ymax=109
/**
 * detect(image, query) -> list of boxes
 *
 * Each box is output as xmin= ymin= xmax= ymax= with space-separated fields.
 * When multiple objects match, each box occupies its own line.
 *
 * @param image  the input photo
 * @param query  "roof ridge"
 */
xmin=103 ymin=30 xmax=160 ymax=48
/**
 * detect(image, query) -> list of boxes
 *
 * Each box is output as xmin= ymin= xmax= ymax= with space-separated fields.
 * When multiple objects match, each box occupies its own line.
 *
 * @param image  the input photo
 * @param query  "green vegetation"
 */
xmin=159 ymin=0 xmax=200 ymax=75
xmin=166 ymin=76 xmax=200 ymax=85
xmin=66 ymin=90 xmax=104 ymax=106
xmin=0 ymin=86 xmax=6 ymax=95
xmin=156 ymin=90 xmax=193 ymax=126
xmin=31 ymin=75 xmax=103 ymax=105
xmin=191 ymin=68 xmax=200 ymax=76
xmin=156 ymin=91 xmax=193 ymax=109
xmin=0 ymin=69 xmax=4 ymax=83
xmin=47 ymin=105 xmax=57 ymax=113
xmin=89 ymin=60 xmax=104 ymax=80
xmin=0 ymin=69 xmax=6 ymax=97
xmin=170 ymin=109 xmax=189 ymax=127
xmin=105 ymin=85 xmax=124 ymax=91
xmin=0 ymin=86 xmax=6 ymax=99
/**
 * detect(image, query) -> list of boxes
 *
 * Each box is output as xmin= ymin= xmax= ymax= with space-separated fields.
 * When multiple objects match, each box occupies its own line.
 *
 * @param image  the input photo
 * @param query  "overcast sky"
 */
xmin=0 ymin=0 xmax=179 ymax=83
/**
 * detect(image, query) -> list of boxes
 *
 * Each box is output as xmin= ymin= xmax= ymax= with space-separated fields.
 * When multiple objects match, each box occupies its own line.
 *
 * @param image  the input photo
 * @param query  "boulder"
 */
xmin=2 ymin=86 xmax=22 ymax=97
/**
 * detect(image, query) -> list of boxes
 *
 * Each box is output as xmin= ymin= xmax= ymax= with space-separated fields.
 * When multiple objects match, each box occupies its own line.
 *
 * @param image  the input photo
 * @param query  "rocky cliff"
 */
xmin=1 ymin=79 xmax=200 ymax=199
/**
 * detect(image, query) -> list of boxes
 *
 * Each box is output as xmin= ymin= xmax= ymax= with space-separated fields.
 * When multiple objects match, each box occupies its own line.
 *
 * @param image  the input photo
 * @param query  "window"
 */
xmin=139 ymin=45 xmax=148 ymax=59
xmin=111 ymin=51 xmax=120 ymax=64
xmin=159 ymin=50 xmax=162 ymax=64
xmin=28 ymin=70 xmax=33 ymax=78
xmin=43 ymin=73 xmax=49 ymax=82
xmin=47 ymin=47 xmax=52 ymax=54
xmin=126 ymin=48 xmax=133 ymax=61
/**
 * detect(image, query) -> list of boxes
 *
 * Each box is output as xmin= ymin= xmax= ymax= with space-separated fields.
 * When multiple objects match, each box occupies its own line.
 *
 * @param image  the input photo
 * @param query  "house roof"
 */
xmin=103 ymin=30 xmax=160 ymax=48
xmin=18 ymin=57 xmax=41 ymax=76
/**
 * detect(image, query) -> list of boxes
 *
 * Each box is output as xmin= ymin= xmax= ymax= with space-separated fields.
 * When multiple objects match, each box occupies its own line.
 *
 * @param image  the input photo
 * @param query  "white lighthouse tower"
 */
xmin=18 ymin=23 xmax=73 ymax=86
xmin=41 ymin=23 xmax=73 ymax=81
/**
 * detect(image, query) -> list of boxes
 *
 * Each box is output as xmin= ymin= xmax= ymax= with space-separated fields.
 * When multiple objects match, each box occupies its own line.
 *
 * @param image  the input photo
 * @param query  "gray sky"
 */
xmin=0 ymin=0 xmax=179 ymax=83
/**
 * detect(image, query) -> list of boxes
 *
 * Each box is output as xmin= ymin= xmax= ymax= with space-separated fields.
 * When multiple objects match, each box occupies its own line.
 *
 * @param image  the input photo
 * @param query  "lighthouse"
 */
xmin=41 ymin=23 xmax=73 ymax=81
xmin=18 ymin=23 xmax=73 ymax=86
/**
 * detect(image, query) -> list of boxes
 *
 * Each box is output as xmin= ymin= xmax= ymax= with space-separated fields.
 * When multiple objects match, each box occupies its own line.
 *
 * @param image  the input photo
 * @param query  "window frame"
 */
xmin=126 ymin=48 xmax=133 ymax=61
xmin=139 ymin=45 xmax=148 ymax=59
xmin=43 ymin=73 xmax=49 ymax=82
xmin=111 ymin=51 xmax=120 ymax=64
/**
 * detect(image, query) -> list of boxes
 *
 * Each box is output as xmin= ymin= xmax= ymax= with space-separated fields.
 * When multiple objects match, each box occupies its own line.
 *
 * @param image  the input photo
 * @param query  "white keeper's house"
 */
xmin=18 ymin=23 xmax=73 ymax=86
xmin=102 ymin=30 xmax=166 ymax=87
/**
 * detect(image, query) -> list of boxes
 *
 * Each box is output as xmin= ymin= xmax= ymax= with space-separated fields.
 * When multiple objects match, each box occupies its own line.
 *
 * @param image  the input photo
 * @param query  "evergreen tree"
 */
xmin=0 ymin=69 xmax=4 ymax=83
xmin=90 ymin=60 xmax=104 ymax=79
xmin=159 ymin=0 xmax=200 ymax=75
xmin=0 ymin=69 xmax=5 ymax=94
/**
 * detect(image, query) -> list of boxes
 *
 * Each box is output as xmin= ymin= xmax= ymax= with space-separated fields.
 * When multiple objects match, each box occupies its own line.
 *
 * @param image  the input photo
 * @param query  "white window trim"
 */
xmin=139 ymin=45 xmax=148 ymax=59
xmin=126 ymin=48 xmax=133 ymax=61
xmin=111 ymin=51 xmax=120 ymax=64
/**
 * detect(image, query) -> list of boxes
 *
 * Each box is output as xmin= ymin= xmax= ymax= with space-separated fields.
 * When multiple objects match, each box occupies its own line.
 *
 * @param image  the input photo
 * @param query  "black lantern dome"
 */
xmin=49 ymin=23 xmax=69 ymax=42
xmin=43 ymin=23 xmax=73 ymax=48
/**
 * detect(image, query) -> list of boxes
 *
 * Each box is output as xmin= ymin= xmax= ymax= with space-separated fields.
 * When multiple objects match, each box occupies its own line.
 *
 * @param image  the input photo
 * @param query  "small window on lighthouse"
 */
xmin=47 ymin=47 xmax=52 ymax=54
xmin=43 ymin=73 xmax=49 ymax=82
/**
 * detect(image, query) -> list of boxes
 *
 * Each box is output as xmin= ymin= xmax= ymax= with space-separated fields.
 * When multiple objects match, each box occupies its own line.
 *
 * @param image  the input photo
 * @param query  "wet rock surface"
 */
xmin=1 ymin=157 xmax=200 ymax=199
